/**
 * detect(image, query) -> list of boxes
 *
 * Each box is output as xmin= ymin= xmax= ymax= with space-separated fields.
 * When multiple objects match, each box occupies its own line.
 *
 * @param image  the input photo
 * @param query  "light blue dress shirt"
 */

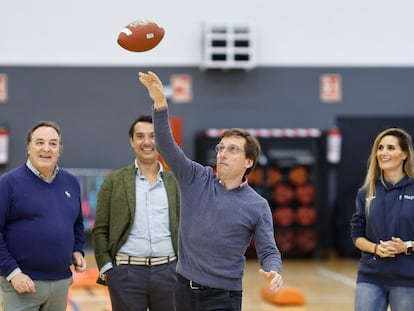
xmin=118 ymin=161 xmax=175 ymax=257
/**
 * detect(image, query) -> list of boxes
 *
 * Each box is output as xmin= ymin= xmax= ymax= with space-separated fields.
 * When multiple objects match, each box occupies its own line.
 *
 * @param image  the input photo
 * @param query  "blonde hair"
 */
xmin=363 ymin=128 xmax=414 ymax=213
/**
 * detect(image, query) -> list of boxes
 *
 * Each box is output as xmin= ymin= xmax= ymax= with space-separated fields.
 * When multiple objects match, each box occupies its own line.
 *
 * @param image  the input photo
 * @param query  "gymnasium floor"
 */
xmin=68 ymin=253 xmax=359 ymax=311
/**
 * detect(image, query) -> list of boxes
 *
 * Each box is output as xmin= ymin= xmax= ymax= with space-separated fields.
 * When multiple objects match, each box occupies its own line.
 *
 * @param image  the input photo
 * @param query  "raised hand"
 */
xmin=138 ymin=71 xmax=167 ymax=109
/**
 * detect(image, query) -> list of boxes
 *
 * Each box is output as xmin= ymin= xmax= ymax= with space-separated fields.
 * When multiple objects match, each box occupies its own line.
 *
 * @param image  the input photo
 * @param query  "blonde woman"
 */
xmin=351 ymin=128 xmax=414 ymax=311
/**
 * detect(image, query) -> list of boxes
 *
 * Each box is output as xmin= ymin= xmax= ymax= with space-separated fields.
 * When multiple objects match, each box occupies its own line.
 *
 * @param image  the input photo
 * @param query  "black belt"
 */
xmin=178 ymin=273 xmax=216 ymax=290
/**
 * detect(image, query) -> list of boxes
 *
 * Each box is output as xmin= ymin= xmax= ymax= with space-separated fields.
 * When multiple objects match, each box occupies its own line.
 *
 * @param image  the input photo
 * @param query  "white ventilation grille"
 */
xmin=201 ymin=21 xmax=256 ymax=70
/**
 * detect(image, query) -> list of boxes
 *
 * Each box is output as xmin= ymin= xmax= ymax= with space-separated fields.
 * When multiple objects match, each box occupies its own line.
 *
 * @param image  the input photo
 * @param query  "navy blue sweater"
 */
xmin=0 ymin=164 xmax=84 ymax=280
xmin=154 ymin=108 xmax=282 ymax=291
xmin=351 ymin=176 xmax=414 ymax=287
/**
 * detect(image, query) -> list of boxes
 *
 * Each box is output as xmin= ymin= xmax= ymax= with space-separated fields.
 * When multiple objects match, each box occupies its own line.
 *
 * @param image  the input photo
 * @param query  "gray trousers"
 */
xmin=0 ymin=276 xmax=72 ymax=311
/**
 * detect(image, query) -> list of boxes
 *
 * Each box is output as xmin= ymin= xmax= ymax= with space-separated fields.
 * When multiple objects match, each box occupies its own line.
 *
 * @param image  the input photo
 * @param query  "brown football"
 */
xmin=117 ymin=20 xmax=165 ymax=52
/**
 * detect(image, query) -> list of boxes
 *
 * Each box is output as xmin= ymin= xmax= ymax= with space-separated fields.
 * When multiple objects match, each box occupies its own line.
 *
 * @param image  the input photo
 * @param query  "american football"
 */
xmin=117 ymin=20 xmax=165 ymax=52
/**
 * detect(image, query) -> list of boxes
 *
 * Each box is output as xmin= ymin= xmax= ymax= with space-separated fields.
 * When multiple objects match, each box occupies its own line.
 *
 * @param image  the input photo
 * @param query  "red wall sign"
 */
xmin=171 ymin=74 xmax=192 ymax=103
xmin=320 ymin=74 xmax=341 ymax=103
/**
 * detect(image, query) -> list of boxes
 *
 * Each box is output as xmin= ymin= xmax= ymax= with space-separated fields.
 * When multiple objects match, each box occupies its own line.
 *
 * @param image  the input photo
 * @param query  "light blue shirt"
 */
xmin=26 ymin=159 xmax=59 ymax=183
xmin=99 ymin=161 xmax=176 ymax=278
xmin=118 ymin=161 xmax=175 ymax=257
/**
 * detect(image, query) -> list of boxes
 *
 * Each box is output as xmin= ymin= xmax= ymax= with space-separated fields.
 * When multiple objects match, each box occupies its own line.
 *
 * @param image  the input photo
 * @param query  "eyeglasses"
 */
xmin=215 ymin=144 xmax=244 ymax=155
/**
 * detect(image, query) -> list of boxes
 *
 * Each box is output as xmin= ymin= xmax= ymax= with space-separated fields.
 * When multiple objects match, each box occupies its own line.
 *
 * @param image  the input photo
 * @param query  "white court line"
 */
xmin=69 ymin=296 xmax=109 ymax=302
xmin=316 ymin=267 xmax=357 ymax=288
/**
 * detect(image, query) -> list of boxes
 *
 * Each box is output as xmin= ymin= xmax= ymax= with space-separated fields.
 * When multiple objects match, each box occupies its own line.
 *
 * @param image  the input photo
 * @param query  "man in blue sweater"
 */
xmin=0 ymin=121 xmax=86 ymax=311
xmin=139 ymin=71 xmax=283 ymax=311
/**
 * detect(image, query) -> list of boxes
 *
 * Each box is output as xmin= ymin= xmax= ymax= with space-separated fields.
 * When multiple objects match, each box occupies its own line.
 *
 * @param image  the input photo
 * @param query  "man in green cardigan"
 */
xmin=92 ymin=115 xmax=180 ymax=311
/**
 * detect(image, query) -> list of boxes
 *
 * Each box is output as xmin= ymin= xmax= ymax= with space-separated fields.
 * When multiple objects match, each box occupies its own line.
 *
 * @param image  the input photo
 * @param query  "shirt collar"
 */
xmin=26 ymin=159 xmax=59 ymax=183
xmin=216 ymin=174 xmax=247 ymax=190
xmin=134 ymin=160 xmax=164 ymax=178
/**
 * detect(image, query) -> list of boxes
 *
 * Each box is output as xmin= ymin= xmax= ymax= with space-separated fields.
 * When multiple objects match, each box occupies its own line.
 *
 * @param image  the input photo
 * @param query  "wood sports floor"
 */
xmin=67 ymin=252 xmax=359 ymax=311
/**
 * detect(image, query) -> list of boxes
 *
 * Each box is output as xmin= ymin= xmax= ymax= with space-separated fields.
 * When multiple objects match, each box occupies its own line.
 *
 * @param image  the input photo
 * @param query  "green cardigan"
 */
xmin=92 ymin=164 xmax=180 ymax=284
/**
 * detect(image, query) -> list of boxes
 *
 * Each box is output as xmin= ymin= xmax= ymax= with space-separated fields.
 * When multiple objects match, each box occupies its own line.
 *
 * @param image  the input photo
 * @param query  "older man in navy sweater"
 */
xmin=0 ymin=120 xmax=86 ymax=311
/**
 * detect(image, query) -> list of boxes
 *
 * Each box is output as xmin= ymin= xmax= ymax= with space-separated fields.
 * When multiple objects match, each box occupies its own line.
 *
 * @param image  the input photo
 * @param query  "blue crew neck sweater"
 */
xmin=154 ymin=108 xmax=282 ymax=291
xmin=0 ymin=164 xmax=84 ymax=280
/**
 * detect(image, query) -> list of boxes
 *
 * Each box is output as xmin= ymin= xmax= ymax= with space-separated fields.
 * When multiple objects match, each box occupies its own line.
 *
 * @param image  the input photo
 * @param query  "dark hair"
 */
xmin=128 ymin=115 xmax=153 ymax=138
xmin=220 ymin=128 xmax=261 ymax=176
xmin=26 ymin=120 xmax=63 ymax=148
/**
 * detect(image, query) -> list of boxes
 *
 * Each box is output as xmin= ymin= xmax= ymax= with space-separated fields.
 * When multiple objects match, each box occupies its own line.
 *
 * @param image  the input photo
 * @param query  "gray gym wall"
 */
xmin=0 ymin=66 xmax=413 ymax=172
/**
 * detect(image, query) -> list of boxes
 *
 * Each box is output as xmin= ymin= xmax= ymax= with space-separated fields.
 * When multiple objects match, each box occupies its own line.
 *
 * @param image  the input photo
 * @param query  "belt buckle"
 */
xmin=189 ymin=280 xmax=201 ymax=290
xmin=145 ymin=257 xmax=152 ymax=266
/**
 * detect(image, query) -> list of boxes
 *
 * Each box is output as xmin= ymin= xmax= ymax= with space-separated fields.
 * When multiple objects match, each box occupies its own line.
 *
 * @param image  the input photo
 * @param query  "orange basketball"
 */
xmin=272 ymin=206 xmax=295 ymax=227
xmin=288 ymin=166 xmax=308 ymax=186
xmin=295 ymin=184 xmax=316 ymax=204
xmin=296 ymin=205 xmax=317 ymax=226
xmin=272 ymin=183 xmax=294 ymax=205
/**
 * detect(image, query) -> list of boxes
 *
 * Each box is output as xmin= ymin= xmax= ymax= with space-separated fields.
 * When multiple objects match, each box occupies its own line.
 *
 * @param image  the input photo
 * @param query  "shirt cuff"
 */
xmin=99 ymin=262 xmax=113 ymax=280
xmin=6 ymin=268 xmax=22 ymax=282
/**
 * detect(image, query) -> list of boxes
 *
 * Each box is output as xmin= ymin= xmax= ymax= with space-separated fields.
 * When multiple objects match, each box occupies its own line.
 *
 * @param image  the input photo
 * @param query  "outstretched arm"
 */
xmin=138 ymin=71 xmax=167 ymax=109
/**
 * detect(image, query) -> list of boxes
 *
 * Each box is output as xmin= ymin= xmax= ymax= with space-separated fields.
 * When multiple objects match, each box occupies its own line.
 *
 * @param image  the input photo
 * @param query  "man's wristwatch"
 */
xmin=405 ymin=240 xmax=412 ymax=255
